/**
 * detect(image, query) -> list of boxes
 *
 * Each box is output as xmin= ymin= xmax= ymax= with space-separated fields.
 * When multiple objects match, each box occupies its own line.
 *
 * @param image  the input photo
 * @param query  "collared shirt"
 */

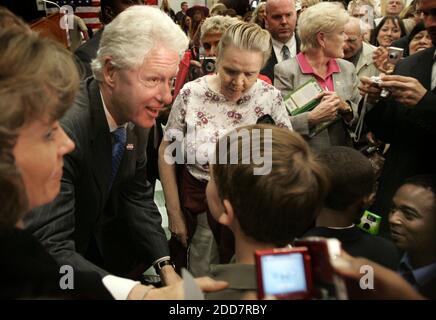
xmin=100 ymin=90 xmax=127 ymax=133
xmin=272 ymin=35 xmax=297 ymax=64
xmin=349 ymin=47 xmax=363 ymax=68
xmin=398 ymin=254 xmax=436 ymax=291
xmin=296 ymin=52 xmax=341 ymax=91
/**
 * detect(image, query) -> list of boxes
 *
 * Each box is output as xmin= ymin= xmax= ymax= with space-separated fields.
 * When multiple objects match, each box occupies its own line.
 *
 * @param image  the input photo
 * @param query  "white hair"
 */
xmin=91 ymin=5 xmax=188 ymax=81
xmin=346 ymin=16 xmax=364 ymax=35
xmin=298 ymin=2 xmax=349 ymax=52
xmin=200 ymin=15 xmax=240 ymax=40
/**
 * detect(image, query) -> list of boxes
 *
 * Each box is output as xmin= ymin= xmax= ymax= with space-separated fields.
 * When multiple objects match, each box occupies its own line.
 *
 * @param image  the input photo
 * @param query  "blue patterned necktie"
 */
xmin=282 ymin=45 xmax=290 ymax=61
xmin=109 ymin=127 xmax=127 ymax=189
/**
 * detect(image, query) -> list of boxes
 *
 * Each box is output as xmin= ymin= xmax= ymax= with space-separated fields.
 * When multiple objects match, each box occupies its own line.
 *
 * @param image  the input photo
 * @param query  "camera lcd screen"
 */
xmin=261 ymin=253 xmax=307 ymax=296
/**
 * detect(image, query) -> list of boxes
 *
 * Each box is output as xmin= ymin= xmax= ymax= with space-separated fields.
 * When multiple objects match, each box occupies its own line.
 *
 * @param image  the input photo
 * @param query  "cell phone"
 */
xmin=293 ymin=237 xmax=348 ymax=300
xmin=387 ymin=46 xmax=404 ymax=65
xmin=255 ymin=247 xmax=313 ymax=300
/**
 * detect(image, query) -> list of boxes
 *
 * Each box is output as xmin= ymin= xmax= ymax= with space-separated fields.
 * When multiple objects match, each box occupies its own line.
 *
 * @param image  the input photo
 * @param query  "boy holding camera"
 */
xmin=204 ymin=124 xmax=329 ymax=299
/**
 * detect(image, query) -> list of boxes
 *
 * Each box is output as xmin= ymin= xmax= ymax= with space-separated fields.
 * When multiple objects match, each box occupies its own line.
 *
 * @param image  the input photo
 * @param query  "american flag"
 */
xmin=47 ymin=0 xmax=102 ymax=32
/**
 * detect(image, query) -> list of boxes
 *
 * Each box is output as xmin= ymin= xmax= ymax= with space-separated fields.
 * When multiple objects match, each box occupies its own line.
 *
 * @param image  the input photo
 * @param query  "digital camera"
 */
xmin=293 ymin=237 xmax=348 ymax=300
xmin=255 ymin=247 xmax=313 ymax=300
xmin=387 ymin=46 xmax=404 ymax=65
xmin=357 ymin=210 xmax=382 ymax=235
xmin=200 ymin=56 xmax=216 ymax=74
xmin=370 ymin=76 xmax=382 ymax=85
xmin=370 ymin=76 xmax=390 ymax=98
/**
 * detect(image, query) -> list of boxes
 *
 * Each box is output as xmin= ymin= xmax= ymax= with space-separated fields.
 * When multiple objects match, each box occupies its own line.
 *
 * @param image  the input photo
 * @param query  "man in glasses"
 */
xmin=343 ymin=16 xmax=380 ymax=79
xmin=25 ymin=6 xmax=188 ymax=294
xmin=358 ymin=0 xmax=436 ymax=237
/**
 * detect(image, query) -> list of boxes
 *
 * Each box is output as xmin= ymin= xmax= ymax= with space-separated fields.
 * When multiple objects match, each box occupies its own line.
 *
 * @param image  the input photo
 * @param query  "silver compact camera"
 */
xmin=370 ymin=76 xmax=390 ymax=98
xmin=387 ymin=46 xmax=403 ymax=65
xmin=388 ymin=51 xmax=400 ymax=62
xmin=370 ymin=76 xmax=382 ymax=85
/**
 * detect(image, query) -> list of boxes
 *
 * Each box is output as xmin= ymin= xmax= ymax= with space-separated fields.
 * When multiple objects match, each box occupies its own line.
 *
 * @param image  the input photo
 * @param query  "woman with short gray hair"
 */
xmin=275 ymin=1 xmax=361 ymax=150
xmin=160 ymin=22 xmax=292 ymax=277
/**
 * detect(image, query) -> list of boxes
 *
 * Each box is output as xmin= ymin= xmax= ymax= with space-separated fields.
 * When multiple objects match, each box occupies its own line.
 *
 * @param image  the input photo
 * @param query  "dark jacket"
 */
xmin=0 ymin=227 xmax=111 ymax=299
xmin=303 ymin=226 xmax=400 ymax=270
xmin=366 ymin=47 xmax=436 ymax=234
xmin=260 ymin=35 xmax=301 ymax=83
xmin=25 ymin=78 xmax=169 ymax=279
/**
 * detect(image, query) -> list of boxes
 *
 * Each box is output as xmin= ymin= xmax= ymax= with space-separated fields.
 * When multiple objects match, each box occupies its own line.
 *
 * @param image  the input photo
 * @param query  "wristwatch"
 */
xmin=339 ymin=100 xmax=353 ymax=115
xmin=154 ymin=259 xmax=175 ymax=274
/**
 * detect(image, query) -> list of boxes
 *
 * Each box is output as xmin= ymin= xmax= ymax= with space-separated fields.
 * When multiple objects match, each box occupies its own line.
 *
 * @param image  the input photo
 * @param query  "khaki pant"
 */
xmin=188 ymin=212 xmax=219 ymax=277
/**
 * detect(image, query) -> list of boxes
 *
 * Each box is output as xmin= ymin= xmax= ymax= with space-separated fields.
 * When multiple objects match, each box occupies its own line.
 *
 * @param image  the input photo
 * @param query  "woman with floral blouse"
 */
xmin=159 ymin=22 xmax=293 ymax=277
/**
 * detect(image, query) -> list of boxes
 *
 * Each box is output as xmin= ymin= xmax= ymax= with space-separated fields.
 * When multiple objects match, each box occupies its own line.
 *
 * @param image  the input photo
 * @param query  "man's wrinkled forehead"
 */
xmin=345 ymin=19 xmax=362 ymax=35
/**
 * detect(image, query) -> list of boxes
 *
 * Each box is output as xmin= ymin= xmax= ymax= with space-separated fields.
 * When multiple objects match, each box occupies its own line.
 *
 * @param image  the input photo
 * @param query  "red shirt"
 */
xmin=296 ymin=52 xmax=340 ymax=91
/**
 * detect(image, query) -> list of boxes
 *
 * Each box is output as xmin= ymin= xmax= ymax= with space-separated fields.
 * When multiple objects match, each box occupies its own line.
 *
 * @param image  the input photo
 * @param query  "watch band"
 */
xmin=154 ymin=259 xmax=175 ymax=274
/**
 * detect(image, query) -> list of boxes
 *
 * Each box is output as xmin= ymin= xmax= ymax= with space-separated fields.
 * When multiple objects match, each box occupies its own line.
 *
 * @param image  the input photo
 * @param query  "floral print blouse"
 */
xmin=164 ymin=75 xmax=293 ymax=181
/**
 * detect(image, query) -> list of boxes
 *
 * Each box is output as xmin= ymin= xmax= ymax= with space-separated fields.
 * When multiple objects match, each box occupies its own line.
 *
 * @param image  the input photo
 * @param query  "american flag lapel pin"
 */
xmin=126 ymin=143 xmax=134 ymax=151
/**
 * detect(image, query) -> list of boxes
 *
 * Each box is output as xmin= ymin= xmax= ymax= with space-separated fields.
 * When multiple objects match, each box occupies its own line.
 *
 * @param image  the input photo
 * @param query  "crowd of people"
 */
xmin=0 ymin=0 xmax=435 ymax=300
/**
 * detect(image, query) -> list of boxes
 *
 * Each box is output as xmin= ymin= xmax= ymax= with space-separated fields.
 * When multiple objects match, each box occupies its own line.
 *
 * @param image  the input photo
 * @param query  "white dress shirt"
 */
xmin=272 ymin=35 xmax=297 ymax=64
xmin=100 ymin=91 xmax=127 ymax=132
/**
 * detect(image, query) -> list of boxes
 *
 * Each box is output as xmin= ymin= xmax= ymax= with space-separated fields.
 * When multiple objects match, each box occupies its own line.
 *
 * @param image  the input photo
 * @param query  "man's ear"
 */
xmin=102 ymin=58 xmax=117 ymax=88
xmin=217 ymin=199 xmax=235 ymax=227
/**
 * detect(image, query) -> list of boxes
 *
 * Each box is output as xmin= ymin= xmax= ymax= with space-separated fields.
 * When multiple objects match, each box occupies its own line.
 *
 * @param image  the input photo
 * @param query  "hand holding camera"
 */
xmin=359 ymin=76 xmax=383 ymax=104
xmin=256 ymin=238 xmax=348 ymax=300
xmin=368 ymin=47 xmax=404 ymax=99
xmin=375 ymin=75 xmax=428 ymax=107
xmin=372 ymin=46 xmax=403 ymax=74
